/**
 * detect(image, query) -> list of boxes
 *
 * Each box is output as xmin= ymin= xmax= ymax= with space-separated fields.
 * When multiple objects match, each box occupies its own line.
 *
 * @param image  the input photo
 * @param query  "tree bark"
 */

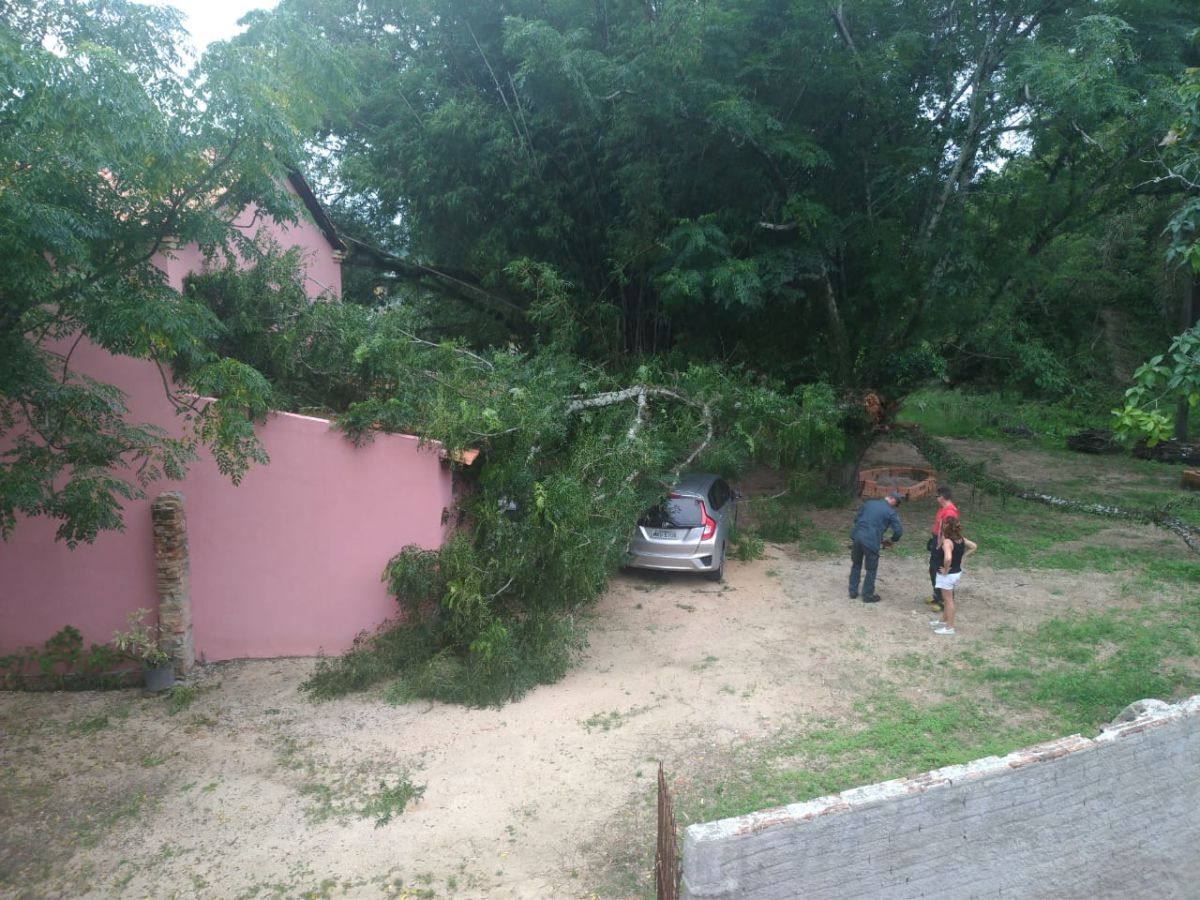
xmin=1174 ymin=275 xmax=1200 ymax=441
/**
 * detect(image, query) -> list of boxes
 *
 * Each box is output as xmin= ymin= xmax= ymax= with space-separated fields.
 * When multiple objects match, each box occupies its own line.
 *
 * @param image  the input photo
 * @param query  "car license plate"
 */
xmin=650 ymin=529 xmax=676 ymax=539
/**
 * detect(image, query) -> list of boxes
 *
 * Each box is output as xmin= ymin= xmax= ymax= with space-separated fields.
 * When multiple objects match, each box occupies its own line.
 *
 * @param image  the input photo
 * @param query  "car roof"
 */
xmin=671 ymin=472 xmax=722 ymax=496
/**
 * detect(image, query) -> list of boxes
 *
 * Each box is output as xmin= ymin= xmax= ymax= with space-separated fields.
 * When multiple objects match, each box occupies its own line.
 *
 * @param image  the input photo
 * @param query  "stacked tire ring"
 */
xmin=857 ymin=465 xmax=937 ymax=501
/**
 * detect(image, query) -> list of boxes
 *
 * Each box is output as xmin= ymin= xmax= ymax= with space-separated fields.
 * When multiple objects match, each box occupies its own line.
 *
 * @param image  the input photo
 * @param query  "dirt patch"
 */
xmin=0 ymin=545 xmax=1138 ymax=899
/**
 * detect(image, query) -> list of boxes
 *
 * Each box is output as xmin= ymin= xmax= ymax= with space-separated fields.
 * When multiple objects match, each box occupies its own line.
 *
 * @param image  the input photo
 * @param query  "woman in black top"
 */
xmin=931 ymin=516 xmax=977 ymax=636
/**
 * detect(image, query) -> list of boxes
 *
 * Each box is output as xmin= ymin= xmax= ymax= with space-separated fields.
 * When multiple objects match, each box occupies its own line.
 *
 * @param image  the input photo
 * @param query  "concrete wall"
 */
xmin=0 ymin=339 xmax=453 ymax=661
xmin=682 ymin=695 xmax=1200 ymax=899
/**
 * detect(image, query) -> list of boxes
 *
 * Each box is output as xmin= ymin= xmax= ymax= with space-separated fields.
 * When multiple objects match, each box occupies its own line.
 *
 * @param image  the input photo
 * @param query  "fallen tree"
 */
xmin=899 ymin=426 xmax=1200 ymax=554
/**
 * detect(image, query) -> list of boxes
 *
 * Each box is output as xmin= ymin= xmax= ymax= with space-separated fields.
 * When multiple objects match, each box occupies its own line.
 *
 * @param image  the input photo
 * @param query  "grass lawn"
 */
xmin=679 ymin=418 xmax=1200 ymax=831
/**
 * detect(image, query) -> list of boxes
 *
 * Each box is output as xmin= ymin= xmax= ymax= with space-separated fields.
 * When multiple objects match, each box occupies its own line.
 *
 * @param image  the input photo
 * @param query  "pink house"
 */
xmin=0 ymin=174 xmax=453 ymax=666
xmin=156 ymin=172 xmax=347 ymax=300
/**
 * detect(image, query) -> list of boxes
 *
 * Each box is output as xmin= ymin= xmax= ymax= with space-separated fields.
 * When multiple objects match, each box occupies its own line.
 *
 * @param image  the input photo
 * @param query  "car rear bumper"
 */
xmin=625 ymin=550 xmax=718 ymax=573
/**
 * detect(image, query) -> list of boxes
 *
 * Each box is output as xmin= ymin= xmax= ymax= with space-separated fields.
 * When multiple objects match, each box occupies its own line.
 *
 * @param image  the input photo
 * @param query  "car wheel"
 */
xmin=705 ymin=545 xmax=725 ymax=582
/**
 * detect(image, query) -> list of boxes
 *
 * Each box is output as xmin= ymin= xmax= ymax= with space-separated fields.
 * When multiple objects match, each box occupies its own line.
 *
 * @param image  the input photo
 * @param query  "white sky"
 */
xmin=160 ymin=0 xmax=279 ymax=56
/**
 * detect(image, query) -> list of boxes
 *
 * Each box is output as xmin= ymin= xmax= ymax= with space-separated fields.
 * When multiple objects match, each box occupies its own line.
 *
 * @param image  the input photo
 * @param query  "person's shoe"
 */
xmin=862 ymin=594 xmax=881 ymax=603
xmin=933 ymin=625 xmax=956 ymax=636
xmin=924 ymin=596 xmax=939 ymax=605
xmin=849 ymin=592 xmax=858 ymax=599
xmin=931 ymin=602 xmax=944 ymax=612
xmin=929 ymin=619 xmax=945 ymax=627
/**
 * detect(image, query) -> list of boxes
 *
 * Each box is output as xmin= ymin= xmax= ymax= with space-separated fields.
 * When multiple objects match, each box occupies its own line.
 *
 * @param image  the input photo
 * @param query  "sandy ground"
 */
xmin=0 ymin=560 xmax=1136 ymax=900
xmin=0 ymin=437 xmax=1173 ymax=899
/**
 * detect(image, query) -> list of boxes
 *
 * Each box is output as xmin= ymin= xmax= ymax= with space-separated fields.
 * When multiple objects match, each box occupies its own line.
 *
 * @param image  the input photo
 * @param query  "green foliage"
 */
xmin=0 ymin=0 xmax=309 ymax=543
xmin=303 ymin=605 xmax=588 ymax=708
xmin=359 ymin=778 xmax=426 ymax=829
xmin=165 ymin=685 xmax=202 ymax=715
xmin=0 ymin=625 xmax=130 ymax=691
xmin=110 ymin=608 xmax=169 ymax=667
xmin=242 ymin=0 xmax=1195 ymax=389
xmin=729 ymin=528 xmax=766 ymax=562
xmin=897 ymin=388 xmax=1105 ymax=443
xmin=1113 ymin=324 xmax=1200 ymax=444
xmin=278 ymin=310 xmax=844 ymax=704
xmin=1163 ymin=54 xmax=1200 ymax=273
xmin=181 ymin=251 xmax=372 ymax=415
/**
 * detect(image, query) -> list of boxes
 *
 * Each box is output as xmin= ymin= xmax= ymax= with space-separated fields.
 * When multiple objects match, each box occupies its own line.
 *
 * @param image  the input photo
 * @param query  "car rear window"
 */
xmin=639 ymin=497 xmax=704 ymax=528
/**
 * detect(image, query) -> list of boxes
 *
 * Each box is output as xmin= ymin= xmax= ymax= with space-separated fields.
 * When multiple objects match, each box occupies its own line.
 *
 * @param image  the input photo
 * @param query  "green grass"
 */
xmin=164 ymin=684 xmax=207 ymax=715
xmin=67 ymin=715 xmax=110 ymax=735
xmin=674 ymin=591 xmax=1200 ymax=830
xmin=675 ymin=694 xmax=1054 ymax=827
xmin=745 ymin=497 xmax=840 ymax=552
xmin=895 ymin=387 xmax=1108 ymax=445
xmin=964 ymin=603 xmax=1200 ymax=731
xmin=666 ymin=419 xmax=1200 ymax=833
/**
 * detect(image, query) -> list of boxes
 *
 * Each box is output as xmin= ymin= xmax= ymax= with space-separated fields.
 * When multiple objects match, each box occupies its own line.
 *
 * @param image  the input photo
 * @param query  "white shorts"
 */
xmin=935 ymin=571 xmax=962 ymax=591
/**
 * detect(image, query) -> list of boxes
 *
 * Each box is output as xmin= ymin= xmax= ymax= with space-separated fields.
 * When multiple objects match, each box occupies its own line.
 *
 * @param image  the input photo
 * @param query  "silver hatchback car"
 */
xmin=626 ymin=473 xmax=738 ymax=581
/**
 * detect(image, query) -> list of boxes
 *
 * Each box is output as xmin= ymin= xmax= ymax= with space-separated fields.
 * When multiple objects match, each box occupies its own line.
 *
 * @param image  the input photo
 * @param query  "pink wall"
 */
xmin=155 ymin=188 xmax=343 ymax=300
xmin=0 ymin=178 xmax=435 ymax=660
xmin=0 ymin=345 xmax=452 ymax=661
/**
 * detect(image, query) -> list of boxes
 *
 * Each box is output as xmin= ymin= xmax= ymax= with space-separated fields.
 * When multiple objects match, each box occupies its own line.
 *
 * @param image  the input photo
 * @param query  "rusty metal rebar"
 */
xmin=656 ymin=761 xmax=680 ymax=900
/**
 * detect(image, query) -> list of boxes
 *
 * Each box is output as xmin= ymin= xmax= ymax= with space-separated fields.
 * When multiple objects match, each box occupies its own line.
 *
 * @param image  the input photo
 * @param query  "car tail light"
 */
xmin=699 ymin=501 xmax=716 ymax=540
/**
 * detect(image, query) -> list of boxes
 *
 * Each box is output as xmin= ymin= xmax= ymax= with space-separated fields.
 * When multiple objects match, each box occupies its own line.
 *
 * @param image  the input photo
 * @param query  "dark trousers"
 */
xmin=929 ymin=545 xmax=942 ymax=599
xmin=849 ymin=540 xmax=880 ymax=597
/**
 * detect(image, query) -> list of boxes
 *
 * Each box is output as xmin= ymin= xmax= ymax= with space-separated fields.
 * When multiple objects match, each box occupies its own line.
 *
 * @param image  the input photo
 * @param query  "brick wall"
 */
xmin=682 ymin=695 xmax=1200 ymax=899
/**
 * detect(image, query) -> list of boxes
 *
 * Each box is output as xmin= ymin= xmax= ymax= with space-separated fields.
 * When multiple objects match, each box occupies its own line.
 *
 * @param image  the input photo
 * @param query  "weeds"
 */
xmin=360 ymin=779 xmax=426 ymax=828
xmin=67 ymin=715 xmax=110 ymax=735
xmin=1 ymin=626 xmax=133 ymax=691
xmin=731 ymin=531 xmax=766 ymax=561
xmin=581 ymin=706 xmax=652 ymax=732
xmin=165 ymin=684 xmax=206 ymax=715
xmin=302 ymin=772 xmax=425 ymax=827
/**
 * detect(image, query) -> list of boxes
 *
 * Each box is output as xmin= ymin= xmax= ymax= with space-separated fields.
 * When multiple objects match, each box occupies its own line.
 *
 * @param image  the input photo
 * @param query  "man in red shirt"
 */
xmin=928 ymin=486 xmax=959 ymax=610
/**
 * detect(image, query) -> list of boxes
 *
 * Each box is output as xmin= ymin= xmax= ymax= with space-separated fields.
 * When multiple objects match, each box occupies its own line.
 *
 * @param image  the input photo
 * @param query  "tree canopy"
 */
xmin=245 ymin=0 xmax=1197 ymax=388
xmin=0 ymin=0 xmax=309 ymax=543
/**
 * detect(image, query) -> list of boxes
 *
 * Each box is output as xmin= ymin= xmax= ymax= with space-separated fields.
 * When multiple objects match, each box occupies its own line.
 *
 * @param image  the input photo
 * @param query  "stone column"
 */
xmin=152 ymin=492 xmax=195 ymax=673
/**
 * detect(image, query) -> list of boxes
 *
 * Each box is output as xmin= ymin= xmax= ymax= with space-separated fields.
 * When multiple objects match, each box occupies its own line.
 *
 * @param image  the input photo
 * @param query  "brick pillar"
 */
xmin=152 ymin=492 xmax=195 ymax=673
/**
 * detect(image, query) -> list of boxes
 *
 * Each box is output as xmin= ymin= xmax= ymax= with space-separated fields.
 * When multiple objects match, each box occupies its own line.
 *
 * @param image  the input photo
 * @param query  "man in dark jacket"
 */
xmin=848 ymin=491 xmax=904 ymax=603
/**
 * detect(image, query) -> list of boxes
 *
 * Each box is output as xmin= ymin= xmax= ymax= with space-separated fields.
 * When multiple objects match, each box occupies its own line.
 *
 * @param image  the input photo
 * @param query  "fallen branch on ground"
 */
xmin=898 ymin=426 xmax=1200 ymax=554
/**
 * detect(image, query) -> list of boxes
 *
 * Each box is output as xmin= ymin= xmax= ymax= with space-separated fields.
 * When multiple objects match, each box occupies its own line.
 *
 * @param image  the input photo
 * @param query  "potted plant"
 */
xmin=112 ymin=608 xmax=174 ymax=691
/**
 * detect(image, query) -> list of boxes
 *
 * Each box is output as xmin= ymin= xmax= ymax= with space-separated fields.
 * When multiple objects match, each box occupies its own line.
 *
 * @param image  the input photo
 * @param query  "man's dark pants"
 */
xmin=849 ymin=540 xmax=880 ymax=598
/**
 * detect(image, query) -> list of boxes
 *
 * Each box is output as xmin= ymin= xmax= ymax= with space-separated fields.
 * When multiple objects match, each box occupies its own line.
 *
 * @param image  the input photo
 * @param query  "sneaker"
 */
xmin=862 ymin=594 xmax=881 ymax=603
xmin=924 ymin=596 xmax=939 ymax=605
xmin=933 ymin=625 xmax=956 ymax=636
xmin=931 ymin=603 xmax=944 ymax=612
xmin=929 ymin=619 xmax=945 ymax=627
xmin=849 ymin=592 xmax=858 ymax=599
